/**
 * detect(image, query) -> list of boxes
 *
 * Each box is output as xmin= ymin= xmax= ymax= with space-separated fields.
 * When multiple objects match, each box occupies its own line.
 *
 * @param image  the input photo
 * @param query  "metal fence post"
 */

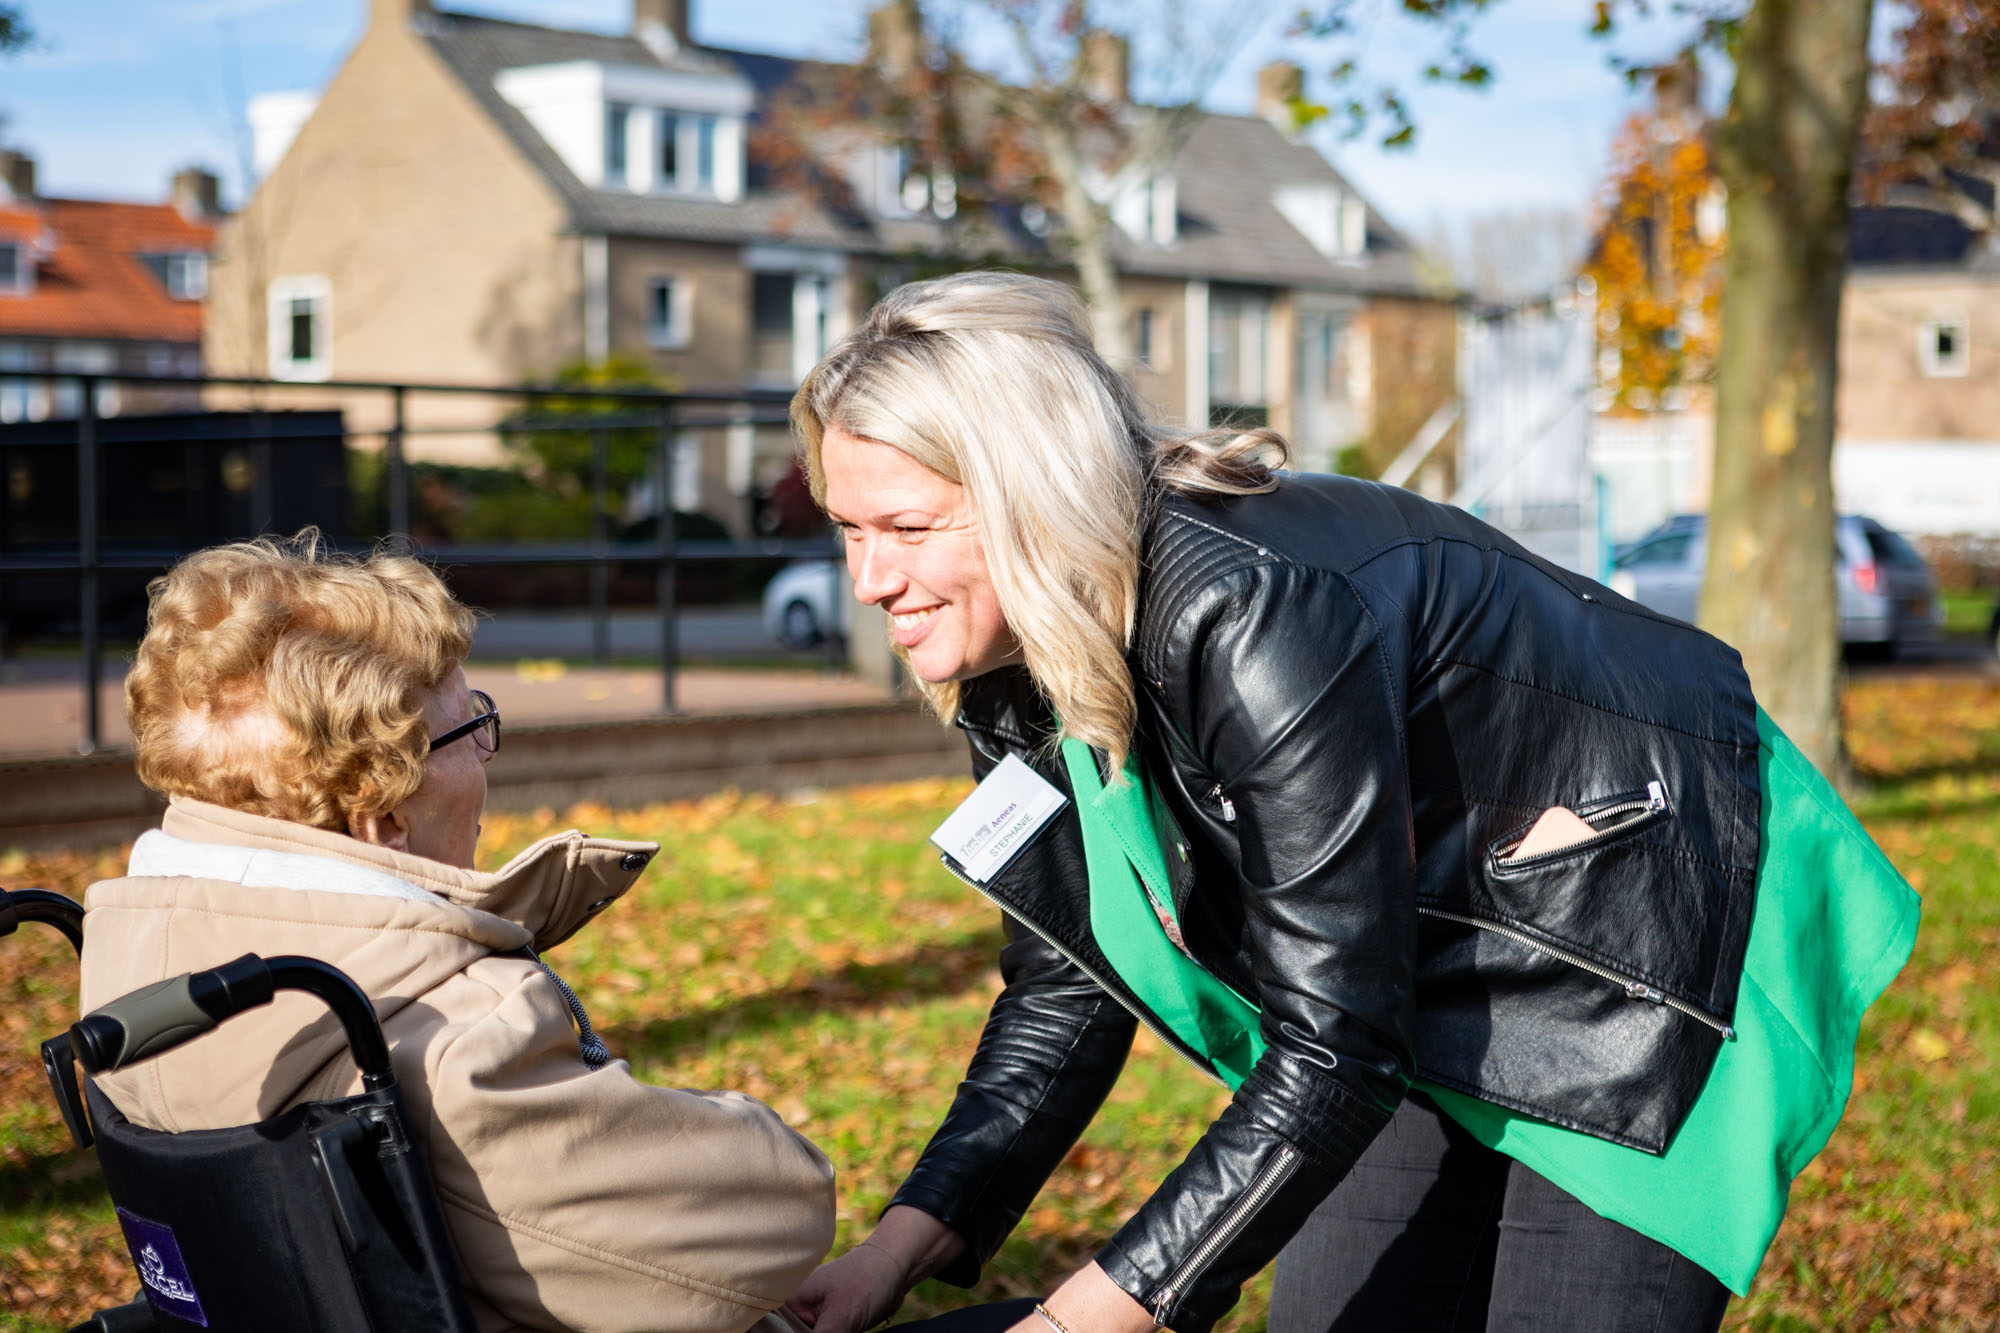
xmin=655 ymin=404 xmax=678 ymax=714
xmin=77 ymin=375 xmax=101 ymax=755
xmin=589 ymin=424 xmax=610 ymax=668
xmin=250 ymin=407 xmax=274 ymax=536
xmin=386 ymin=386 xmax=409 ymax=553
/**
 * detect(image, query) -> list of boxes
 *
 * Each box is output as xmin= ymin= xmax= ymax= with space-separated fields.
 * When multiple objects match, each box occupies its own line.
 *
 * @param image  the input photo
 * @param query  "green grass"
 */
xmin=1940 ymin=589 xmax=1993 ymax=639
xmin=4 ymin=685 xmax=1999 ymax=1329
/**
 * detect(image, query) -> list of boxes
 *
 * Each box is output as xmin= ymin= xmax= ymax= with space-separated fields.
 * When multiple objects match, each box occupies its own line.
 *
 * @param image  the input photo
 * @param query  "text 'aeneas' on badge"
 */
xmin=929 ymin=754 xmax=1069 ymax=885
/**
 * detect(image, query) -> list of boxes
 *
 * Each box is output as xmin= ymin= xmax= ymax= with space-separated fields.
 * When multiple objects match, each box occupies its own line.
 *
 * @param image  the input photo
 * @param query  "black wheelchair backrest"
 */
xmin=28 ymin=923 xmax=478 ymax=1333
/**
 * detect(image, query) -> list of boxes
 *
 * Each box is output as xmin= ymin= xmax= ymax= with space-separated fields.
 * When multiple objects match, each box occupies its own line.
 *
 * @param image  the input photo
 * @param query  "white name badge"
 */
xmin=930 ymin=753 xmax=1069 ymax=885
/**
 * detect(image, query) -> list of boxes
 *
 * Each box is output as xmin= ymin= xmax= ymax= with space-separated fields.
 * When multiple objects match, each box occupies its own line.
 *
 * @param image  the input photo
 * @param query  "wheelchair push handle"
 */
xmin=0 ymin=887 xmax=85 ymax=955
xmin=69 ymin=954 xmax=395 ymax=1089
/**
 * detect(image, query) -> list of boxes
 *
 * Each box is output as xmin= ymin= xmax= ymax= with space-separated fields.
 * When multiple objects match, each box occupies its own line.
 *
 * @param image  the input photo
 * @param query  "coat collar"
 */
xmin=157 ymin=797 xmax=659 ymax=952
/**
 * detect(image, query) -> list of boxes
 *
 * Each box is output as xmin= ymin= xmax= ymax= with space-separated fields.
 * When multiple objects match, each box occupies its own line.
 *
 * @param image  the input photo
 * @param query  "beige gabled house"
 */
xmin=206 ymin=0 xmax=1458 ymax=535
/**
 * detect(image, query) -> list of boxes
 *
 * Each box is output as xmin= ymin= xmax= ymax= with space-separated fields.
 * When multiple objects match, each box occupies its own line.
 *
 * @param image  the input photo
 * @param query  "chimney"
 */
xmin=633 ymin=0 xmax=690 ymax=57
xmin=0 ymin=149 xmax=34 ymax=202
xmin=1257 ymin=61 xmax=1304 ymax=135
xmin=172 ymin=167 xmax=222 ymax=221
xmin=868 ymin=0 xmax=923 ymax=81
xmin=1079 ymin=30 xmax=1129 ymax=104
xmin=369 ymin=0 xmax=433 ymax=29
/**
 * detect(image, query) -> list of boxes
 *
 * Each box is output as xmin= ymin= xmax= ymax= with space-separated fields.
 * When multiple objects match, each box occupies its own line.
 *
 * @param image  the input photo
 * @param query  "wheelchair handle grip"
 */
xmin=69 ymin=954 xmax=276 ymax=1073
xmin=68 ymin=953 xmax=395 ymax=1089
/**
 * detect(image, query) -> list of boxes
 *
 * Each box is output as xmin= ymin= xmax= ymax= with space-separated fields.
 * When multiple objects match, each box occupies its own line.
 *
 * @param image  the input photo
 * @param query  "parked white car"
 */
xmin=1608 ymin=514 xmax=1943 ymax=656
xmin=760 ymin=560 xmax=849 ymax=649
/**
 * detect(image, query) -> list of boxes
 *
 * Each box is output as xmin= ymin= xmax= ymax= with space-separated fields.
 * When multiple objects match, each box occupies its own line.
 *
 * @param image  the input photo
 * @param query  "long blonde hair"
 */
xmin=793 ymin=271 xmax=1282 ymax=767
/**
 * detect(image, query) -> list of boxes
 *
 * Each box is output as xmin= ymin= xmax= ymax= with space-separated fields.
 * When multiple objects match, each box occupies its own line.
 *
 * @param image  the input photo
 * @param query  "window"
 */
xmin=0 ymin=242 xmax=21 ymax=293
xmin=1920 ymin=318 xmax=1969 ymax=378
xmin=1134 ymin=307 xmax=1155 ymax=368
xmin=655 ymin=112 xmax=719 ymax=194
xmin=142 ymin=251 xmax=209 ymax=301
xmin=267 ymin=275 xmax=330 ymax=382
xmin=749 ymin=269 xmax=833 ymax=386
xmin=646 ymin=276 xmax=691 ymax=349
xmin=605 ymin=103 xmax=631 ymax=183
xmin=1208 ymin=286 xmax=1273 ymax=426
xmin=693 ymin=114 xmax=715 ymax=192
xmin=657 ymin=111 xmax=678 ymax=181
xmin=1615 ymin=533 xmax=1694 ymax=570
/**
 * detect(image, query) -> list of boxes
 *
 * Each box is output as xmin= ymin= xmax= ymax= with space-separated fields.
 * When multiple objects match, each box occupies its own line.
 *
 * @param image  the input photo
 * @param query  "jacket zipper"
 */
xmin=1149 ymin=1143 xmax=1301 ymax=1325
xmin=1415 ymin=905 xmax=1735 ymax=1039
xmin=1498 ymin=781 xmax=1667 ymax=862
xmin=1206 ymin=784 xmax=1236 ymax=822
xmin=936 ymin=856 xmax=1228 ymax=1088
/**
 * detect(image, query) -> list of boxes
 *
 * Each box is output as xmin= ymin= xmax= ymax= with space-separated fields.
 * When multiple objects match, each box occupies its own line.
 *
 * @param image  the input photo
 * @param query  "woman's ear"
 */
xmin=347 ymin=804 xmax=412 ymax=853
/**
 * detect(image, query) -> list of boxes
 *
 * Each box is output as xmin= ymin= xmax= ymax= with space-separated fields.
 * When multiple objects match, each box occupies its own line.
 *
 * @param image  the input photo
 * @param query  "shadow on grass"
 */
xmin=1857 ymin=784 xmax=2000 ymax=823
xmin=602 ymin=929 xmax=1002 ymax=1060
xmin=0 ymin=1148 xmax=106 ymax=1215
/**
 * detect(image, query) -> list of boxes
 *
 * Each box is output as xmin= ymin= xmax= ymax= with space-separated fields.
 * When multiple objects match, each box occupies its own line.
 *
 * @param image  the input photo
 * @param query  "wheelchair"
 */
xmin=3 ymin=885 xmax=477 ymax=1332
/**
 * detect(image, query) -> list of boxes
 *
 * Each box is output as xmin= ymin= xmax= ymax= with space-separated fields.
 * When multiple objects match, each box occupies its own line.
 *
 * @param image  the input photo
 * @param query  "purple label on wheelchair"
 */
xmin=115 ymin=1206 xmax=208 ymax=1327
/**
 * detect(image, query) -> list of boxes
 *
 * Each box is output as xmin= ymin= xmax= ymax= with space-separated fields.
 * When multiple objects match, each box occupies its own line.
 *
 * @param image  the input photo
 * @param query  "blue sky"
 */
xmin=0 ymin=0 xmax=1704 ymax=239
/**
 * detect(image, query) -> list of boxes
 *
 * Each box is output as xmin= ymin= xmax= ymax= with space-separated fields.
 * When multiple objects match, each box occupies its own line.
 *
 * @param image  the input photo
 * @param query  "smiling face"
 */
xmin=819 ymin=426 xmax=1021 ymax=684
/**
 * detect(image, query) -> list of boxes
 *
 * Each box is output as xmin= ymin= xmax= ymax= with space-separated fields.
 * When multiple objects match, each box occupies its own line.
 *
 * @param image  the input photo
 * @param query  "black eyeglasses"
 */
xmin=430 ymin=688 xmax=501 ymax=755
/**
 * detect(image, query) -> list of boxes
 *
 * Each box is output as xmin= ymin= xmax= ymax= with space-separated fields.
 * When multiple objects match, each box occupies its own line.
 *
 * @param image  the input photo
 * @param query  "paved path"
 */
xmin=0 ymin=658 xmax=892 ymax=760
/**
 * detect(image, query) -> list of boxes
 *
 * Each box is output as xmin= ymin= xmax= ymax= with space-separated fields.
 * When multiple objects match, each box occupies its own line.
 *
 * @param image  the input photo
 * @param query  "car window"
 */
xmin=1617 ymin=533 xmax=1693 ymax=568
xmin=1864 ymin=525 xmax=1928 ymax=568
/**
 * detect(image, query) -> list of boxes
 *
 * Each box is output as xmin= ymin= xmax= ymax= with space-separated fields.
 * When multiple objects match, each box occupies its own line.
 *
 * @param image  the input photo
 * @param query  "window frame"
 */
xmin=645 ymin=274 xmax=693 ymax=350
xmin=267 ymin=274 xmax=332 ymax=383
xmin=1919 ymin=316 xmax=1970 ymax=378
xmin=0 ymin=241 xmax=27 ymax=295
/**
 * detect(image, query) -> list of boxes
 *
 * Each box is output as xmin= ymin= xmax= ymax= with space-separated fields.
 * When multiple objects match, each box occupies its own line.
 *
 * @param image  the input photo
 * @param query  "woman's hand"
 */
xmin=785 ymin=1205 xmax=968 ymax=1333
xmin=1004 ymin=1263 xmax=1157 ymax=1333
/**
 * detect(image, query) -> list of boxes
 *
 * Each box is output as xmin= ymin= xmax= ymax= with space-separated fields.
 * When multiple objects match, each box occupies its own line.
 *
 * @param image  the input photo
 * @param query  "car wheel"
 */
xmin=778 ymin=599 xmax=821 ymax=649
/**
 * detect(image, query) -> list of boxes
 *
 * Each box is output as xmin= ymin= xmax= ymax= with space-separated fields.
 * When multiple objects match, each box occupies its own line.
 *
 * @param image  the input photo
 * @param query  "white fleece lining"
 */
xmin=129 ymin=830 xmax=439 ymax=903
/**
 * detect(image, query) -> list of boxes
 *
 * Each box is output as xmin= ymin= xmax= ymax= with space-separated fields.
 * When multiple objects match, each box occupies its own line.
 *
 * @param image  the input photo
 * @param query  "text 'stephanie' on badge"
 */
xmin=930 ymin=753 xmax=1069 ymax=885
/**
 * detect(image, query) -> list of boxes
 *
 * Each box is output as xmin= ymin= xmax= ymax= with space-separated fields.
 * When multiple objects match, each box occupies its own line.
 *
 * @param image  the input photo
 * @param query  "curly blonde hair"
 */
xmin=793 ymin=271 xmax=1282 ymax=769
xmin=126 ymin=531 xmax=477 ymax=830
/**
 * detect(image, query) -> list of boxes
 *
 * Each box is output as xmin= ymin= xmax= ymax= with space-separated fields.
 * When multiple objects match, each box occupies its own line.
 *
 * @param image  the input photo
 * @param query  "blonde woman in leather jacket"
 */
xmin=780 ymin=272 xmax=1916 ymax=1333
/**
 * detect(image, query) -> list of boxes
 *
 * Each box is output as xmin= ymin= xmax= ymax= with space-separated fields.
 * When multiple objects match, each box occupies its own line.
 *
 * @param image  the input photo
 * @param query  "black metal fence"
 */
xmin=0 ymin=371 xmax=847 ymax=754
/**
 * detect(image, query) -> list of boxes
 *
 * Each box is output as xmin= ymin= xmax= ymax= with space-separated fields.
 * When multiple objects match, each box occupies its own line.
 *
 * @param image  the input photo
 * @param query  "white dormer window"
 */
xmin=497 ymin=60 xmax=750 ymax=202
xmin=1110 ymin=173 xmax=1176 ymax=245
xmin=873 ymin=145 xmax=956 ymax=220
xmin=1275 ymin=183 xmax=1367 ymax=261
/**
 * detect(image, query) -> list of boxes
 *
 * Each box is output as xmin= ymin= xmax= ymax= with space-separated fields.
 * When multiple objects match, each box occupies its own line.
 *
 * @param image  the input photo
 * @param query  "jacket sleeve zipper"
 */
xmin=935 ymin=855 xmax=1228 ymax=1088
xmin=1414 ymin=905 xmax=1735 ymax=1039
xmin=1206 ymin=784 xmax=1236 ymax=823
xmin=1149 ymin=1142 xmax=1301 ymax=1326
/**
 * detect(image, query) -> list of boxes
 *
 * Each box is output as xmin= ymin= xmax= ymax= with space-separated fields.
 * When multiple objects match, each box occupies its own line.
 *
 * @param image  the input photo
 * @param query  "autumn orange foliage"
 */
xmin=1584 ymin=111 xmax=1726 ymax=415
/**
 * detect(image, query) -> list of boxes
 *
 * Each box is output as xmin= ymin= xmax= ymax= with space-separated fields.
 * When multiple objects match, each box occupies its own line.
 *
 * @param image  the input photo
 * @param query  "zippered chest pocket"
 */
xmin=1487 ymin=781 xmax=1670 ymax=874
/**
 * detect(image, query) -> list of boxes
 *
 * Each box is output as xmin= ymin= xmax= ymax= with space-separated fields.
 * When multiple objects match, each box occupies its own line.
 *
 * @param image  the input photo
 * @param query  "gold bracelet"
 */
xmin=1033 ymin=1303 xmax=1075 ymax=1333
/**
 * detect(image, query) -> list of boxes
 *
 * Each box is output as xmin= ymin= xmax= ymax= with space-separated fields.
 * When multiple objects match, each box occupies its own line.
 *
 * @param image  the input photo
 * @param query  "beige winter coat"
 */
xmin=80 ymin=797 xmax=836 ymax=1333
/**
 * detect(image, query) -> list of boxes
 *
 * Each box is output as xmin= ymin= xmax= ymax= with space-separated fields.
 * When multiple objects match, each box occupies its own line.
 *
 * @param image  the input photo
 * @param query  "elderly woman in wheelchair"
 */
xmin=78 ymin=533 xmax=836 ymax=1333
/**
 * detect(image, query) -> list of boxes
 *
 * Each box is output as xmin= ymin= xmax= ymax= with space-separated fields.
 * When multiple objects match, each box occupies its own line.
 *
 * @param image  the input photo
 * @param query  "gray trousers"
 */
xmin=1269 ymin=1093 xmax=1732 ymax=1333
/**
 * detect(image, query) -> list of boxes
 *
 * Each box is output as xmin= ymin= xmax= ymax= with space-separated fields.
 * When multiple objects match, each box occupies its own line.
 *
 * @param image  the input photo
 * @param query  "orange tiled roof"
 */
xmin=0 ymin=197 xmax=214 ymax=342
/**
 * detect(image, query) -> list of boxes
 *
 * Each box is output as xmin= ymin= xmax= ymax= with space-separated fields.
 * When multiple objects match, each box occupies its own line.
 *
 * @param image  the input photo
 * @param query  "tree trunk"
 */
xmin=1701 ymin=0 xmax=1873 ymax=781
xmin=1042 ymin=117 xmax=1130 ymax=368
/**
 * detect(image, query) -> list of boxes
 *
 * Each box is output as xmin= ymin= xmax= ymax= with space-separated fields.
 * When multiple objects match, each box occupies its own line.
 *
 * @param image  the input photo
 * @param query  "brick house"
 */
xmin=205 ymin=0 xmax=1458 ymax=535
xmin=0 ymin=152 xmax=220 ymax=422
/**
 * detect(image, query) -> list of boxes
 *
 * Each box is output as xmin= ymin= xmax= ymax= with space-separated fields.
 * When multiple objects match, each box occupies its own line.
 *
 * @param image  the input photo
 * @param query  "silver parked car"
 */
xmin=760 ymin=559 xmax=849 ymax=649
xmin=1607 ymin=514 xmax=1942 ymax=655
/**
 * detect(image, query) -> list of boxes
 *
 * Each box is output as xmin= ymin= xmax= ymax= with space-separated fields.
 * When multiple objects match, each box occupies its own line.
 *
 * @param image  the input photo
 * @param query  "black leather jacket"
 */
xmin=890 ymin=474 xmax=1762 ymax=1331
